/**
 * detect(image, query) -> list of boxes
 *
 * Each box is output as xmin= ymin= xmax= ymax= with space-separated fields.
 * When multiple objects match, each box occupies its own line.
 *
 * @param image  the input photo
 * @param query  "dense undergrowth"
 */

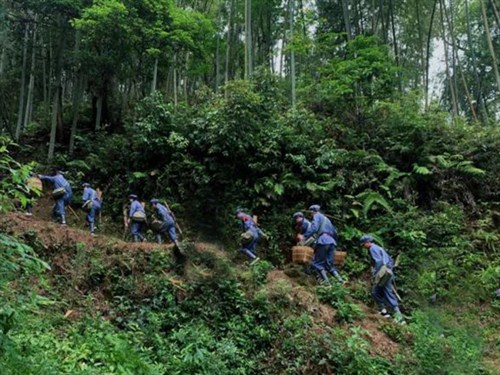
xmin=1 ymin=39 xmax=499 ymax=373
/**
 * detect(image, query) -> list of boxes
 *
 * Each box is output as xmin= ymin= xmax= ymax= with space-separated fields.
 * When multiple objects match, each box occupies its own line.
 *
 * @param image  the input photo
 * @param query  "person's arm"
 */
xmin=82 ymin=188 xmax=90 ymax=202
xmin=370 ymin=246 xmax=384 ymax=275
xmin=129 ymin=202 xmax=137 ymax=217
xmin=39 ymin=175 xmax=55 ymax=184
xmin=304 ymin=215 xmax=320 ymax=239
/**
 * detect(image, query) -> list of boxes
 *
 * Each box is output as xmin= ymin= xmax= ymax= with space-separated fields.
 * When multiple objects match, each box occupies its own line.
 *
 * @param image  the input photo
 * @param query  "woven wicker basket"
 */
xmin=334 ymin=251 xmax=347 ymax=266
xmin=292 ymin=246 xmax=314 ymax=264
xmin=27 ymin=177 xmax=43 ymax=190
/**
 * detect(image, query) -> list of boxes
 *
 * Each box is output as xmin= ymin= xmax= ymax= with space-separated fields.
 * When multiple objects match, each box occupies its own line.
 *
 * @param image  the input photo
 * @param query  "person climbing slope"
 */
xmin=359 ymin=234 xmax=405 ymax=324
xmin=82 ymin=183 xmax=102 ymax=236
xmin=300 ymin=205 xmax=344 ymax=286
xmin=38 ymin=170 xmax=73 ymax=225
xmin=293 ymin=211 xmax=311 ymax=243
xmin=150 ymin=198 xmax=179 ymax=248
xmin=128 ymin=194 xmax=146 ymax=242
xmin=236 ymin=208 xmax=264 ymax=265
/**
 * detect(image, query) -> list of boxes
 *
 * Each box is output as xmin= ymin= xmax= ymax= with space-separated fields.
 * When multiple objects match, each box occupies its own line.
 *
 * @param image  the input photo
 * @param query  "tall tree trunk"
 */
xmin=48 ymin=25 xmax=65 ymax=162
xmin=289 ymin=0 xmax=296 ymax=107
xmin=480 ymin=0 xmax=500 ymax=93
xmin=415 ymin=0 xmax=426 ymax=91
xmin=0 ymin=45 xmax=6 ymax=77
xmin=389 ymin=0 xmax=402 ymax=92
xmin=224 ymin=0 xmax=234 ymax=95
xmin=23 ymin=23 xmax=37 ymax=131
xmin=464 ymin=0 xmax=484 ymax=120
xmin=447 ymin=0 xmax=461 ymax=113
xmin=184 ymin=52 xmax=189 ymax=102
xmin=439 ymin=0 xmax=458 ymax=117
xmin=425 ymin=0 xmax=439 ymax=110
xmin=69 ymin=74 xmax=83 ymax=155
xmin=95 ymin=94 xmax=103 ymax=130
xmin=41 ymin=35 xmax=48 ymax=105
xmin=244 ymin=0 xmax=253 ymax=78
xmin=173 ymin=53 xmax=178 ymax=107
xmin=151 ymin=56 xmax=159 ymax=94
xmin=489 ymin=0 xmax=500 ymax=30
xmin=15 ymin=24 xmax=29 ymax=141
xmin=341 ymin=0 xmax=352 ymax=41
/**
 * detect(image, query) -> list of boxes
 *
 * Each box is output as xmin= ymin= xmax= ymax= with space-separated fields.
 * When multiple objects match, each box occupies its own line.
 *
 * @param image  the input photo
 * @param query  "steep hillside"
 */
xmin=1 ymin=211 xmax=497 ymax=374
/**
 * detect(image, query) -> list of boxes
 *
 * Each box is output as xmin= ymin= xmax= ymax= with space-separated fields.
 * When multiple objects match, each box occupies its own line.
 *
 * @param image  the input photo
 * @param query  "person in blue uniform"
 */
xmin=38 ymin=170 xmax=73 ymax=225
xmin=128 ymin=194 xmax=145 ymax=242
xmin=302 ymin=205 xmax=344 ymax=285
xmin=360 ymin=235 xmax=405 ymax=324
xmin=82 ymin=183 xmax=102 ymax=236
xmin=150 ymin=198 xmax=179 ymax=248
xmin=236 ymin=209 xmax=263 ymax=264
xmin=293 ymin=212 xmax=311 ymax=242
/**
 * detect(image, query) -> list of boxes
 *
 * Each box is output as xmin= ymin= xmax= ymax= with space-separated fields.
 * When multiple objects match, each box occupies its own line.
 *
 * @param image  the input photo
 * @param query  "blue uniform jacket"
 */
xmin=304 ymin=212 xmax=337 ymax=245
xmin=40 ymin=174 xmax=72 ymax=194
xmin=240 ymin=213 xmax=260 ymax=237
xmin=129 ymin=200 xmax=144 ymax=217
xmin=83 ymin=187 xmax=101 ymax=208
xmin=156 ymin=203 xmax=175 ymax=226
xmin=369 ymin=244 xmax=394 ymax=275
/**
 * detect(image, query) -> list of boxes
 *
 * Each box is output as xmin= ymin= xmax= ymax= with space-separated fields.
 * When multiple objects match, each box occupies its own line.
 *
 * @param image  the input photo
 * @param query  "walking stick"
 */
xmin=164 ymin=200 xmax=183 ymax=236
xmin=67 ymin=205 xmax=79 ymax=220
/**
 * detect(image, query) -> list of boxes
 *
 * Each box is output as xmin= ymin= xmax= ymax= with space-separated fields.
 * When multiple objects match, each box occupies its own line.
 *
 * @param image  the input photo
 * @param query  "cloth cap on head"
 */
xmin=359 ymin=235 xmax=374 ymax=244
xmin=128 ymin=194 xmax=138 ymax=199
xmin=293 ymin=212 xmax=304 ymax=219
xmin=82 ymin=183 xmax=91 ymax=188
xmin=235 ymin=208 xmax=244 ymax=215
xmin=308 ymin=204 xmax=321 ymax=212
xmin=150 ymin=198 xmax=159 ymax=204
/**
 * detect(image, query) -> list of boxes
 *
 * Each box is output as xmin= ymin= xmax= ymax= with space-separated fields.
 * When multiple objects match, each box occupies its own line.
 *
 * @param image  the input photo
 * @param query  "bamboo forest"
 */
xmin=0 ymin=0 xmax=499 ymax=374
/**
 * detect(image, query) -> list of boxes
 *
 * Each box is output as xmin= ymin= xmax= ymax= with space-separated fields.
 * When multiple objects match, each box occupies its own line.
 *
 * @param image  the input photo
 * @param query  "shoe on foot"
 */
xmin=394 ymin=312 xmax=406 ymax=325
xmin=379 ymin=309 xmax=391 ymax=318
xmin=250 ymin=257 xmax=260 ymax=265
xmin=25 ymin=212 xmax=33 ymax=217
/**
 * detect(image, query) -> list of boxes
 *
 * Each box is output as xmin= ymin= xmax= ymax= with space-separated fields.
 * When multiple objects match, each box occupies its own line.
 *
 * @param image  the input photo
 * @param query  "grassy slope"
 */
xmin=0 ymin=212 xmax=498 ymax=374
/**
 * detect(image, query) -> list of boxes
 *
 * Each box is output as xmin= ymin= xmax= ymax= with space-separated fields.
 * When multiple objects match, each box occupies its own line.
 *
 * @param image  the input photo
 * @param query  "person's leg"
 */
xmin=372 ymin=284 xmax=387 ymax=312
xmin=138 ymin=222 xmax=145 ymax=241
xmin=240 ymin=237 xmax=259 ymax=261
xmin=87 ymin=207 xmax=96 ymax=234
xmin=312 ymin=245 xmax=330 ymax=285
xmin=326 ymin=245 xmax=344 ymax=283
xmin=131 ymin=222 xmax=139 ymax=242
xmin=167 ymin=224 xmax=177 ymax=243
xmin=383 ymin=277 xmax=402 ymax=315
xmin=55 ymin=197 xmax=65 ymax=224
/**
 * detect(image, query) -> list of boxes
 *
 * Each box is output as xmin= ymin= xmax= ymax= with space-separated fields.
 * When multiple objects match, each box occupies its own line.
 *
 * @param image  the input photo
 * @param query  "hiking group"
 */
xmin=26 ymin=170 xmax=405 ymax=324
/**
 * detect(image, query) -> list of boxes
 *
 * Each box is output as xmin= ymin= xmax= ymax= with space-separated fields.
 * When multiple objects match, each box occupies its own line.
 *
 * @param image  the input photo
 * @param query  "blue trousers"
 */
xmin=158 ymin=222 xmax=177 ymax=243
xmin=372 ymin=276 xmax=399 ymax=310
xmin=86 ymin=201 xmax=101 ymax=224
xmin=53 ymin=192 xmax=72 ymax=221
xmin=311 ymin=244 xmax=330 ymax=272
xmin=325 ymin=244 xmax=339 ymax=275
xmin=240 ymin=239 xmax=258 ymax=260
xmin=131 ymin=221 xmax=145 ymax=241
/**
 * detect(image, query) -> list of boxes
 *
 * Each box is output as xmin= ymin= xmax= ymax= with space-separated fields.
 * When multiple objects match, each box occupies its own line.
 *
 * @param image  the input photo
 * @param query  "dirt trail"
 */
xmin=0 ymin=212 xmax=172 ymax=252
xmin=265 ymin=269 xmax=401 ymax=359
